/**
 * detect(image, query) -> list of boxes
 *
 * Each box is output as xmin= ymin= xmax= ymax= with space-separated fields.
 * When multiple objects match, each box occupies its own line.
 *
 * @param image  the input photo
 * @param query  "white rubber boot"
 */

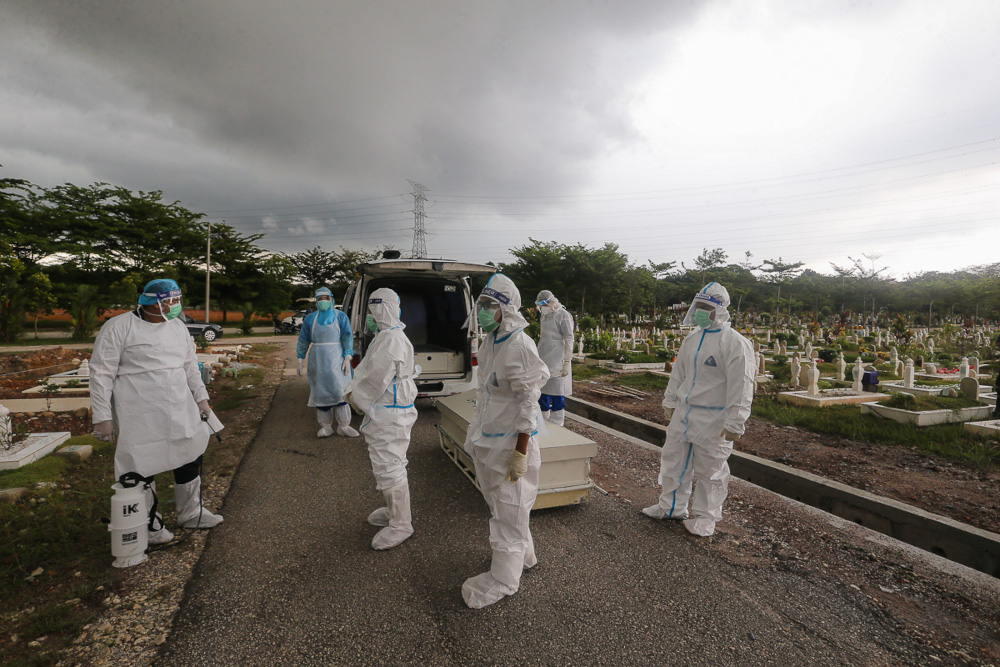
xmin=335 ymin=404 xmax=360 ymax=437
xmin=317 ymin=409 xmax=334 ymax=438
xmin=367 ymin=507 xmax=390 ymax=527
xmin=175 ymin=477 xmax=223 ymax=529
xmin=550 ymin=409 xmax=565 ymax=426
xmin=371 ymin=484 xmax=413 ymax=550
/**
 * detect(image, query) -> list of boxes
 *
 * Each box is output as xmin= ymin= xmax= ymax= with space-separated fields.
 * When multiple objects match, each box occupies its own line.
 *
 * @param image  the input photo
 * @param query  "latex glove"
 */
xmin=92 ymin=421 xmax=114 ymax=443
xmin=342 ymin=355 xmax=352 ymax=374
xmin=506 ymin=450 xmax=528 ymax=483
xmin=663 ymin=407 xmax=675 ymax=421
xmin=197 ymin=400 xmax=211 ymax=420
xmin=297 ymin=359 xmax=304 ymax=376
xmin=561 ymin=359 xmax=572 ymax=377
xmin=721 ymin=428 xmax=740 ymax=442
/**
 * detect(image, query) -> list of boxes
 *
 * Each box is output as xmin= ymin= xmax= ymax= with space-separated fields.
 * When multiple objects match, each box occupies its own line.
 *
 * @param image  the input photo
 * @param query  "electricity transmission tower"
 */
xmin=408 ymin=180 xmax=428 ymax=258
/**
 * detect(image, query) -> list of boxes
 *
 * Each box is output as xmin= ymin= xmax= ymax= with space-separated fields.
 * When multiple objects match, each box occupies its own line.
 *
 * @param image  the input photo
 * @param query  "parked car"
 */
xmin=179 ymin=312 xmax=224 ymax=342
xmin=343 ymin=256 xmax=496 ymax=397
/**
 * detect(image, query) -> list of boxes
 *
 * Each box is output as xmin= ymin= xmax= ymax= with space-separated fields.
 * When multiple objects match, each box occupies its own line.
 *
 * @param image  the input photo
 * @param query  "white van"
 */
xmin=343 ymin=257 xmax=496 ymax=397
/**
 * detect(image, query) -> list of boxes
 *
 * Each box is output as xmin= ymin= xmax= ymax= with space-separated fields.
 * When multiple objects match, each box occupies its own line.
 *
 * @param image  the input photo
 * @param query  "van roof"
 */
xmin=357 ymin=258 xmax=496 ymax=279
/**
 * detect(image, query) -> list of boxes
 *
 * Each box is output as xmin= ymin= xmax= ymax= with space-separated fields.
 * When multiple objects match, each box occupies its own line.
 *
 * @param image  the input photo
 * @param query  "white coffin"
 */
xmin=436 ymin=390 xmax=597 ymax=509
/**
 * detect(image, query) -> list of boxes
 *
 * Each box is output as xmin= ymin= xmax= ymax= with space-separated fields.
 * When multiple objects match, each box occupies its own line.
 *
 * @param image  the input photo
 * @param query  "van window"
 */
xmin=367 ymin=277 xmax=467 ymax=354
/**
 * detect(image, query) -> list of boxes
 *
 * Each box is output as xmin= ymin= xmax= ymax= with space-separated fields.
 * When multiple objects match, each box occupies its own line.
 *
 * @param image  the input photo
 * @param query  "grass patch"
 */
xmin=572 ymin=364 xmax=613 ymax=381
xmin=615 ymin=372 xmax=670 ymax=392
xmin=210 ymin=365 xmax=266 ymax=411
xmin=882 ymin=393 xmax=983 ymax=411
xmin=752 ymin=396 xmax=1000 ymax=469
xmin=0 ymin=337 xmax=96 ymax=347
xmin=1 ymin=438 xmax=124 ymax=664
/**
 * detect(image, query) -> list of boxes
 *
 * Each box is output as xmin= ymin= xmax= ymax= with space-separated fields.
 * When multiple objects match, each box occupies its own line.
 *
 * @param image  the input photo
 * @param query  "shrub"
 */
xmin=577 ymin=315 xmax=597 ymax=331
xmin=817 ymin=348 xmax=838 ymax=363
xmin=239 ymin=302 xmax=255 ymax=336
xmin=936 ymin=353 xmax=953 ymax=363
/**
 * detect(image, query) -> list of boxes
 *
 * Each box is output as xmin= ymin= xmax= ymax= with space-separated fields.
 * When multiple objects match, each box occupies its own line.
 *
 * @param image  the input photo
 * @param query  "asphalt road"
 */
xmin=157 ymin=368 xmax=935 ymax=666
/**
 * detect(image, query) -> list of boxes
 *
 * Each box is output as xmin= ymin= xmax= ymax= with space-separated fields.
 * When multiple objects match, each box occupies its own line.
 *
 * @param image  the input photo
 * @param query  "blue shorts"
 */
xmin=538 ymin=394 xmax=566 ymax=412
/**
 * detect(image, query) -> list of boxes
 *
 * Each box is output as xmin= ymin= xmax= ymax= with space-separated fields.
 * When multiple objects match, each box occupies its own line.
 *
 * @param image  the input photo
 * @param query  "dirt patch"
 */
xmin=574 ymin=420 xmax=1000 ymax=664
xmin=0 ymin=346 xmax=90 ymax=377
xmin=574 ymin=378 xmax=1000 ymax=535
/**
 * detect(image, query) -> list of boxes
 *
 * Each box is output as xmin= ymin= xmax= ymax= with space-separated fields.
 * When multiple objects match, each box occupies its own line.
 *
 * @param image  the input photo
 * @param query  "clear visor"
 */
xmin=476 ymin=295 xmax=501 ymax=313
xmin=316 ymin=294 xmax=332 ymax=301
xmin=534 ymin=299 xmax=549 ymax=307
xmin=682 ymin=297 xmax=719 ymax=327
xmin=159 ymin=296 xmax=182 ymax=307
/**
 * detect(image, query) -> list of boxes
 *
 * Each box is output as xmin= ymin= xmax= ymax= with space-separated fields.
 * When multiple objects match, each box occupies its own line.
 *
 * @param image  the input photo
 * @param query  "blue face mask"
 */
xmin=694 ymin=309 xmax=713 ymax=329
xmin=316 ymin=300 xmax=332 ymax=312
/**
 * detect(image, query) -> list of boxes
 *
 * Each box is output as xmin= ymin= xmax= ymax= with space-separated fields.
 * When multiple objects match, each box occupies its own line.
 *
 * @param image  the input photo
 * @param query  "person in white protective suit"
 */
xmin=642 ymin=282 xmax=755 ymax=537
xmin=345 ymin=288 xmax=419 ymax=550
xmin=534 ymin=290 xmax=574 ymax=426
xmin=90 ymin=278 xmax=224 ymax=545
xmin=297 ymin=287 xmax=359 ymax=438
xmin=461 ymin=274 xmax=550 ymax=609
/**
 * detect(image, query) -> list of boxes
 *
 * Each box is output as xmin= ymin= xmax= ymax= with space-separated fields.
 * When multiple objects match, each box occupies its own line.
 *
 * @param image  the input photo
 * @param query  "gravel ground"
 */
xmin=574 ymin=415 xmax=1000 ymax=665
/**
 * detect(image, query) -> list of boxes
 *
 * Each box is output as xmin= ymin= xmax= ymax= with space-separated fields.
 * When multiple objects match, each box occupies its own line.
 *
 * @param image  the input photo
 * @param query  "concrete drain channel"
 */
xmin=567 ymin=396 xmax=1000 ymax=578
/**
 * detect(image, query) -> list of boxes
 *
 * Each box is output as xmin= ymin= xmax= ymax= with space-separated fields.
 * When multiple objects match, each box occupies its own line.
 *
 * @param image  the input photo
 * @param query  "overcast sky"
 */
xmin=3 ymin=0 xmax=999 ymax=278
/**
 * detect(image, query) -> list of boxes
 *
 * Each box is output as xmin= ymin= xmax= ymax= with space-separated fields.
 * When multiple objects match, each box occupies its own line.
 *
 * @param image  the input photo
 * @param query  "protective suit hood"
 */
xmin=368 ymin=288 xmax=404 ymax=330
xmin=682 ymin=282 xmax=731 ymax=328
xmin=480 ymin=273 xmax=527 ymax=333
xmin=535 ymin=290 xmax=561 ymax=311
xmin=139 ymin=278 xmax=181 ymax=306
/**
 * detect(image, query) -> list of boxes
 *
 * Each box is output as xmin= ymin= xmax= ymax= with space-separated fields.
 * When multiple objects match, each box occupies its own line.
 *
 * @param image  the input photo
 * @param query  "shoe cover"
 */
xmin=641 ymin=504 xmax=688 ymax=520
xmin=335 ymin=404 xmax=359 ymax=437
xmin=367 ymin=507 xmax=389 ymax=527
xmin=540 ymin=410 xmax=551 ymax=422
xmin=462 ymin=572 xmax=517 ymax=609
xmin=523 ymin=534 xmax=537 ymax=570
xmin=371 ymin=484 xmax=413 ymax=550
xmin=317 ymin=409 xmax=334 ymax=438
xmin=683 ymin=517 xmax=716 ymax=537
xmin=148 ymin=518 xmax=174 ymax=545
xmin=550 ymin=409 xmax=565 ymax=427
xmin=175 ymin=477 xmax=223 ymax=529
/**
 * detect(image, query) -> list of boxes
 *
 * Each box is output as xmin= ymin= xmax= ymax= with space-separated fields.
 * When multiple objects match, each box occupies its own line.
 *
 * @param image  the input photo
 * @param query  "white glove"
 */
xmin=297 ymin=359 xmax=304 ymax=376
xmin=663 ymin=407 xmax=675 ymax=421
xmin=506 ymin=450 xmax=528 ymax=483
xmin=561 ymin=359 xmax=572 ymax=377
xmin=196 ymin=400 xmax=211 ymax=420
xmin=92 ymin=421 xmax=114 ymax=443
xmin=721 ymin=428 xmax=740 ymax=442
xmin=342 ymin=355 xmax=352 ymax=374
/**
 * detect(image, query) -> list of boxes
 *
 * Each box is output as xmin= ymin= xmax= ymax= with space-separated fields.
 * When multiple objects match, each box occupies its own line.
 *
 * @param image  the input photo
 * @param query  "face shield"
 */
xmin=682 ymin=283 xmax=730 ymax=328
xmin=476 ymin=294 xmax=503 ymax=333
xmin=534 ymin=290 xmax=557 ymax=315
xmin=315 ymin=287 xmax=333 ymax=312
xmin=153 ymin=289 xmax=183 ymax=320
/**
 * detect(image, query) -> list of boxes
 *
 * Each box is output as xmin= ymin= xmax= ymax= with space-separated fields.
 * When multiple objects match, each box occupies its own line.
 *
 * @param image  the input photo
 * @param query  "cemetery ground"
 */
xmin=2 ymin=345 xmax=999 ymax=665
xmin=572 ymin=365 xmax=1000 ymax=535
xmin=0 ymin=343 xmax=286 ymax=667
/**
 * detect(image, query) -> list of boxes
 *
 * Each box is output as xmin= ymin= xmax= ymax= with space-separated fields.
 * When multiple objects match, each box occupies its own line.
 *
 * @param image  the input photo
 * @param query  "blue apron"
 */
xmin=307 ymin=313 xmax=351 ymax=407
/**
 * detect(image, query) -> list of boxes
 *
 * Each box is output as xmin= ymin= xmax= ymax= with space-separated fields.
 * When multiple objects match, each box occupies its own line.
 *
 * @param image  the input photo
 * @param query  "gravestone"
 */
xmin=0 ymin=402 xmax=10 ymax=445
xmin=806 ymin=360 xmax=820 ymax=397
xmin=959 ymin=376 xmax=979 ymax=401
xmin=790 ymin=354 xmax=801 ymax=388
xmin=836 ymin=352 xmax=846 ymax=382
xmin=914 ymin=355 xmax=923 ymax=368
xmin=779 ymin=341 xmax=787 ymax=356
xmin=959 ymin=357 xmax=970 ymax=379
xmin=903 ymin=358 xmax=915 ymax=388
xmin=894 ymin=360 xmax=904 ymax=377
xmin=78 ymin=359 xmax=90 ymax=377
xmin=757 ymin=352 xmax=766 ymax=376
xmin=852 ymin=358 xmax=864 ymax=393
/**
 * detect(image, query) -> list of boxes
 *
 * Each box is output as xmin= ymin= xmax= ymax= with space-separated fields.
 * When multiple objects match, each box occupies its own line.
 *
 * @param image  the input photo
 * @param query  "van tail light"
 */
xmin=352 ymin=355 xmax=361 ymax=368
xmin=472 ymin=353 xmax=478 ymax=367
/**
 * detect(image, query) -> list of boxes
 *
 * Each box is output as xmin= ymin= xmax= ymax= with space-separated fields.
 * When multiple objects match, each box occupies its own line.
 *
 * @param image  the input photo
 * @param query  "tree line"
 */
xmin=3 ymin=174 xmax=998 ymax=341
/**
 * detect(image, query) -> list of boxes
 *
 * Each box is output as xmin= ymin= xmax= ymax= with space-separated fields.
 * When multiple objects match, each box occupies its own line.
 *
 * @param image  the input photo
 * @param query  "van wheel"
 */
xmin=203 ymin=329 xmax=217 ymax=342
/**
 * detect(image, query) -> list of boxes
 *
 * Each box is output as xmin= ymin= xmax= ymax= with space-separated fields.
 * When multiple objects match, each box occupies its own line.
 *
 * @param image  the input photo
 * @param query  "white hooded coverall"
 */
xmin=348 ymin=288 xmax=418 ymax=550
xmin=462 ymin=274 xmax=550 ymax=609
xmin=537 ymin=296 xmax=574 ymax=426
xmin=648 ymin=282 xmax=755 ymax=537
